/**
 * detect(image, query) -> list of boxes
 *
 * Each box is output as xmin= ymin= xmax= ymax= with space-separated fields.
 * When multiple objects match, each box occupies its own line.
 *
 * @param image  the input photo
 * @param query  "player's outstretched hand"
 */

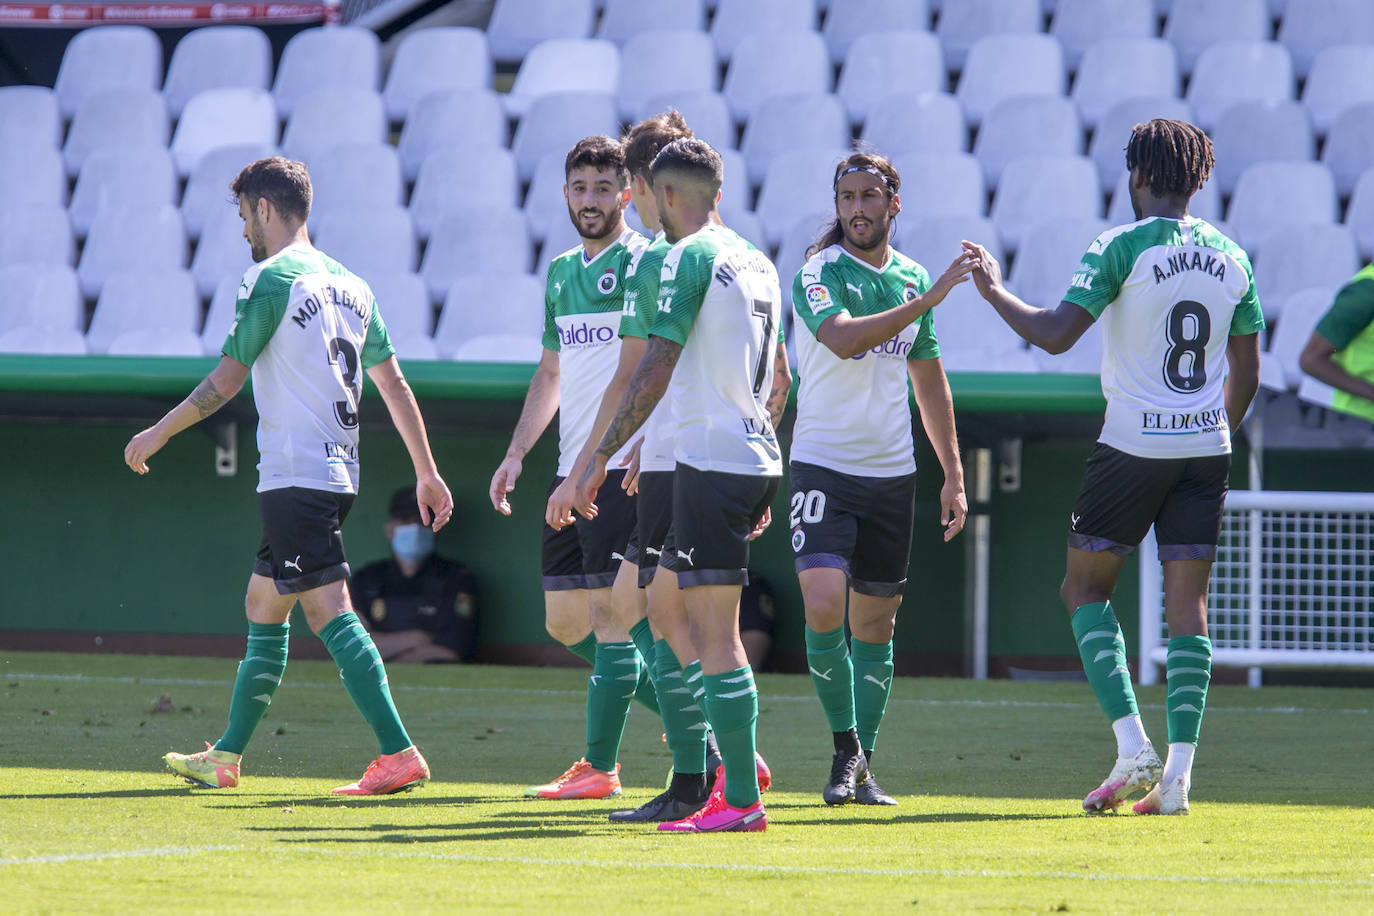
xmin=124 ymin=426 xmax=168 ymax=475
xmin=940 ymin=477 xmax=968 ymax=542
xmin=620 ymin=437 xmax=644 ymax=496
xmin=417 ymin=474 xmax=455 ymax=533
xmin=489 ymin=456 xmax=522 ymax=516
xmin=573 ymin=455 xmax=608 ymax=520
xmin=546 ymin=476 xmax=579 ymax=530
xmin=748 ymin=507 xmax=772 ymax=541
xmin=922 ymin=250 xmax=978 ymax=308
xmin=960 ymin=241 xmax=1004 ymax=300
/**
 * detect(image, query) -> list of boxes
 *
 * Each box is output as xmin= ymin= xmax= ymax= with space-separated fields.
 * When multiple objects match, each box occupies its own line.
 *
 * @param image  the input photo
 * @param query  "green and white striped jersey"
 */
xmin=792 ymin=245 xmax=938 ymax=476
xmin=650 ymin=224 xmax=784 ymax=477
xmin=1062 ymin=216 xmax=1265 ymax=458
xmin=222 ymin=242 xmax=393 ymax=494
xmin=541 ymin=227 xmax=648 ymax=476
xmin=620 ymin=231 xmax=676 ymax=473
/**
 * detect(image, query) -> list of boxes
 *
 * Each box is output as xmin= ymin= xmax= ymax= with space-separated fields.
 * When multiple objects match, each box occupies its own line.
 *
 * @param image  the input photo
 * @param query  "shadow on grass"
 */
xmin=777 ymin=810 xmax=1081 ymax=826
xmin=246 ymin=817 xmax=607 ymax=843
xmin=213 ymin=794 xmax=486 ymax=809
xmin=1 ymin=787 xmax=213 ymax=800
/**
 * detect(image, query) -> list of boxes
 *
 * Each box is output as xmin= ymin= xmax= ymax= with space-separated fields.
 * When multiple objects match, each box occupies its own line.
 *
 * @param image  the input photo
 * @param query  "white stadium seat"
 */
xmin=1164 ymin=0 xmax=1268 ymax=76
xmin=741 ymin=93 xmax=849 ymax=186
xmin=523 ymin=153 xmax=577 ymax=244
xmin=69 ymin=146 xmax=179 ymax=237
xmin=1226 ymin=161 xmax=1337 ymax=256
xmin=308 ymin=142 xmax=403 ymax=217
xmin=1302 ymin=45 xmax=1374 ymax=137
xmin=0 ymin=86 xmax=60 ymax=149
xmin=1277 ymin=0 xmax=1374 ymax=79
xmin=0 ymin=326 xmax=87 ymax=355
xmin=54 ymin=25 xmax=161 ymax=119
xmin=973 ymin=96 xmax=1082 ymax=185
xmin=836 ymin=30 xmax=945 ymax=126
xmin=1210 ymin=100 xmax=1315 ymax=196
xmin=1106 ymin=172 xmax=1223 ymax=225
xmin=487 ymin=0 xmax=595 ymax=64
xmin=62 ymin=88 xmax=168 ymax=178
xmin=722 ymin=31 xmax=831 ymax=123
xmin=510 ymin=91 xmax=621 ymax=182
xmin=189 ymin=208 xmax=253 ymax=299
xmin=180 ymin=142 xmax=277 ymax=240
xmin=162 ymin=26 xmax=272 ymax=118
xmin=369 ymin=271 xmax=435 ymax=342
xmin=1346 ymin=168 xmax=1374 ymax=258
xmin=617 ymin=31 xmax=717 ymax=123
xmin=449 ymin=333 xmax=544 ymax=363
xmin=638 ymin=91 xmax=735 ymax=151
xmin=435 ymin=273 xmax=546 ymax=357
xmin=312 ymin=206 xmax=418 ymax=285
xmin=937 ymin=0 xmax=1042 ymax=71
xmin=0 ymin=264 xmax=82 ymax=333
xmin=281 ymin=89 xmax=387 ymax=164
xmin=887 ymin=151 xmax=987 ymax=217
xmin=756 ymin=148 xmax=850 ymax=247
xmin=1089 ymin=96 xmax=1194 ymax=189
xmin=397 ymin=89 xmax=508 ymax=182
xmin=861 ymin=91 xmax=967 ymax=156
xmin=1262 ymin=286 xmax=1337 ymax=391
xmin=597 ymin=0 xmax=706 ymax=44
xmin=170 ymin=88 xmax=278 ymax=178
xmin=87 ymin=268 xmax=200 ymax=355
xmin=106 ymin=328 xmax=205 ymax=357
xmin=1050 ymin=0 xmax=1157 ymax=71
xmin=1253 ymin=223 xmax=1358 ymax=315
xmin=1071 ymin=39 xmax=1180 ymax=130
xmin=0 ymin=140 xmax=67 ymax=207
xmin=1321 ymin=102 xmax=1374 ymax=197
xmin=411 ymin=147 xmax=521 ymax=240
xmin=710 ymin=0 xmax=817 ymax=63
xmin=272 ymin=26 xmax=380 ymax=119
xmin=1187 ymin=41 xmax=1296 ymax=131
xmin=420 ymin=210 xmax=533 ymax=303
xmin=719 ymin=205 xmax=768 ymax=251
xmin=956 ymin=34 xmax=1067 ymax=128
xmin=0 ymin=205 xmax=74 ymax=268
xmin=383 ymin=27 xmax=493 ymax=122
xmin=506 ymin=38 xmax=620 ymax=119
xmin=201 ymin=276 xmax=242 ymax=356
xmin=990 ymin=155 xmax=1102 ymax=253
xmin=824 ymin=0 xmax=930 ymax=65
xmin=1007 ymin=216 xmax=1109 ymax=310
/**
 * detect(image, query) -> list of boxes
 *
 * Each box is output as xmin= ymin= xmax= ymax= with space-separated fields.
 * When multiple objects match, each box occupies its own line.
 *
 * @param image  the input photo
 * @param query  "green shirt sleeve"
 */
xmin=1229 ymin=255 xmax=1266 ymax=336
xmin=1061 ymin=232 xmax=1129 ymax=319
xmin=649 ymin=242 xmax=711 ymax=346
xmin=222 ymin=270 xmax=290 ymax=366
xmin=791 ymin=266 xmax=849 ymax=338
xmin=1314 ymin=276 xmax=1374 ymax=349
xmin=360 ymin=297 xmax=395 ymax=368
xmin=541 ymin=268 xmax=560 ymax=351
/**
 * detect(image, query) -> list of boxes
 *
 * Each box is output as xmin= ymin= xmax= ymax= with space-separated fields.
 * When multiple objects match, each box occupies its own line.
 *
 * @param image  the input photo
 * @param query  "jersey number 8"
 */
xmin=1162 ymin=300 xmax=1210 ymax=394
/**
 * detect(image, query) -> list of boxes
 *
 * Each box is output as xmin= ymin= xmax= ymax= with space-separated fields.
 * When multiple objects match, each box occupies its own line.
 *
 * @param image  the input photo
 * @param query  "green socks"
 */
xmin=566 ymin=632 xmax=596 ymax=665
xmin=851 ymin=638 xmax=894 ymax=754
xmin=319 ymin=612 xmax=411 ymax=755
xmin=214 ymin=621 xmax=289 ymax=755
xmin=652 ymin=640 xmax=709 ymax=775
xmin=806 ymin=625 xmax=856 ymax=734
xmin=584 ymin=641 xmax=639 ymax=771
xmin=1165 ymin=635 xmax=1212 ymax=745
xmin=702 ymin=666 xmax=760 ymax=809
xmin=1071 ymin=601 xmax=1140 ymax=722
xmin=627 ymin=617 xmax=661 ymax=716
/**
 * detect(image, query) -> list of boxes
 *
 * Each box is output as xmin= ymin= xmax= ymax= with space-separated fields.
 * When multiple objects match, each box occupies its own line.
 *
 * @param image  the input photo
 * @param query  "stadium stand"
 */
xmin=486 ymin=0 xmax=596 ymax=64
xmin=420 ymin=209 xmax=533 ymax=303
xmin=1346 ymin=168 xmax=1374 ymax=259
xmin=742 ymin=93 xmax=850 ymax=185
xmin=1187 ymin=41 xmax=1296 ymax=130
xmin=505 ymin=38 xmax=620 ymax=118
xmin=1089 ymin=97 xmax=1194 ymax=189
xmin=308 ymin=142 xmax=404 ymax=216
xmin=200 ymin=276 xmax=243 ymax=357
xmin=0 ymin=86 xmax=61 ymax=151
xmin=86 ymin=268 xmax=200 ymax=355
xmin=1163 ymin=0 xmax=1269 ymax=77
xmin=721 ymin=31 xmax=831 ymax=123
xmin=382 ymin=27 xmax=493 ymax=123
xmin=835 ymin=30 xmax=945 ymax=125
xmin=1260 ymin=286 xmax=1338 ymax=391
xmin=311 ymin=205 xmax=419 ymax=284
xmin=637 ymin=90 xmax=735 ymax=152
xmin=989 ymin=155 xmax=1101 ymax=253
xmin=1277 ymin=0 xmax=1374 ymax=79
xmin=189 ymin=208 xmax=254 ymax=299
xmin=616 ymin=31 xmax=717 ymax=122
xmin=281 ymin=89 xmax=388 ymax=164
xmin=68 ymin=146 xmax=179 ymax=238
xmin=936 ymin=0 xmax=1042 ymax=71
xmin=181 ymin=143 xmax=278 ymax=240
xmin=62 ymin=89 xmax=169 ymax=178
xmin=1321 ymin=103 xmax=1374 ymax=197
xmin=510 ymin=91 xmax=620 ymax=181
xmin=956 ymin=34 xmax=1066 ymax=128
xmin=0 ymin=205 xmax=74 ymax=269
xmin=756 ymin=148 xmax=849 ymax=248
xmin=0 ymin=141 xmax=67 ymax=208
xmin=0 ymin=265 xmax=82 ymax=338
xmin=1226 ymin=161 xmax=1338 ymax=256
xmin=162 ymin=26 xmax=272 ymax=118
xmin=861 ymin=91 xmax=967 ymax=156
xmin=397 ymin=90 xmax=508 ymax=181
xmin=272 ymin=26 xmax=381 ymax=119
xmin=597 ymin=0 xmax=707 ymax=46
xmin=52 ymin=25 xmax=162 ymax=120
xmin=1049 ymin=0 xmax=1156 ymax=71
xmin=434 ymin=273 xmax=545 ymax=357
xmin=710 ymin=0 xmax=818 ymax=63
xmin=972 ymin=96 xmax=1081 ymax=185
xmin=888 ymin=151 xmax=986 ymax=218
xmin=1007 ymin=215 xmax=1109 ymax=310
xmin=1302 ymin=45 xmax=1374 ymax=137
xmin=170 ymin=89 xmax=278 ymax=178
xmin=410 ymin=147 xmax=521 ymax=240
xmin=1209 ymin=100 xmax=1315 ymax=196
xmin=823 ymin=0 xmax=931 ymax=65
xmin=1071 ymin=38 xmax=1180 ymax=130
xmin=1252 ymin=223 xmax=1359 ymax=314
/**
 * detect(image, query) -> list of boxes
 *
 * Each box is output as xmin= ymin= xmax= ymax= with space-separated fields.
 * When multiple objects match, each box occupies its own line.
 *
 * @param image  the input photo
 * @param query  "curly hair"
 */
xmin=1124 ymin=118 xmax=1215 ymax=199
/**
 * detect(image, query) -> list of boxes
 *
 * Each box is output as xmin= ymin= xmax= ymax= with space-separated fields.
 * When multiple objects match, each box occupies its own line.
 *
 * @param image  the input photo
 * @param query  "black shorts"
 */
xmin=253 ymin=486 xmax=355 ymax=595
xmin=634 ymin=470 xmax=674 ymax=587
xmin=661 ymin=463 xmax=779 ymax=588
xmin=540 ymin=470 xmax=636 ymax=591
xmin=1069 ymin=443 xmax=1230 ymax=561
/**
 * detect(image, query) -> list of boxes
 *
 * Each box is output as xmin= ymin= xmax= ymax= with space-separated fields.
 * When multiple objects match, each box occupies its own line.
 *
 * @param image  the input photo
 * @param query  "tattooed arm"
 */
xmin=765 ymin=339 xmax=791 ymax=430
xmin=125 ymin=356 xmax=250 ymax=474
xmin=572 ymin=335 xmax=683 ymax=516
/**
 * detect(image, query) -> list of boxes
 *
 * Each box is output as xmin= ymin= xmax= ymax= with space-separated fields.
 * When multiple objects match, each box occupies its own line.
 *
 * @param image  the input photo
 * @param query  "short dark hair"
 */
xmin=649 ymin=138 xmax=723 ymax=197
xmin=388 ymin=487 xmax=422 ymax=522
xmin=806 ymin=151 xmax=901 ymax=260
xmin=1124 ymin=118 xmax=1215 ymax=199
xmin=623 ymin=110 xmax=693 ymax=180
xmin=564 ymin=135 xmax=629 ymax=186
xmin=230 ymin=156 xmax=312 ymax=223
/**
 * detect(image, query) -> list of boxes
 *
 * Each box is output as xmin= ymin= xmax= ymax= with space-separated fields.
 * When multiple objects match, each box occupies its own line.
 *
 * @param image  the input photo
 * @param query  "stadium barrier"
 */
xmin=1139 ymin=489 xmax=1374 ymax=687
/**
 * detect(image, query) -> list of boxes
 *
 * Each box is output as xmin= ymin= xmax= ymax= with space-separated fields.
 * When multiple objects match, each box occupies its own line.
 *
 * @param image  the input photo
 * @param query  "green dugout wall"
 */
xmin=0 ymin=355 xmax=1363 ymax=675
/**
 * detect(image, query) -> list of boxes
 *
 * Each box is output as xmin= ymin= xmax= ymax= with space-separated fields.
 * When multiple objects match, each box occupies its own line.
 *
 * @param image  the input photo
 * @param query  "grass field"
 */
xmin=2 ymin=650 xmax=1371 ymax=914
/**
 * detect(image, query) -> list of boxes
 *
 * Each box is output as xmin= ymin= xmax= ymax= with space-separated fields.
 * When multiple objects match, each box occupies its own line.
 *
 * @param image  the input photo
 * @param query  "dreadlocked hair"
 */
xmin=1124 ymin=118 xmax=1214 ymax=199
xmin=805 ymin=151 xmax=901 ymax=260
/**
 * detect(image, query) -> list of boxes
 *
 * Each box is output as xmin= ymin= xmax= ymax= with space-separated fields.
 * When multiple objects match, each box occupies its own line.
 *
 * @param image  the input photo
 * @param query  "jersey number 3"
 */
xmin=1162 ymin=300 xmax=1210 ymax=394
xmin=330 ymin=337 xmax=361 ymax=429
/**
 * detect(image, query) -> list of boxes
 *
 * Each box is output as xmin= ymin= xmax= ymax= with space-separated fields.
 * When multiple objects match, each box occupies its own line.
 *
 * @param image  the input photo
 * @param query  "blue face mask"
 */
xmin=391 ymin=523 xmax=435 ymax=564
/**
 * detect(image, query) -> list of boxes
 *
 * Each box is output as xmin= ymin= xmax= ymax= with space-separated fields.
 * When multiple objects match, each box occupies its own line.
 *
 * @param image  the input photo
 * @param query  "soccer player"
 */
xmin=1298 ymin=263 xmax=1374 ymax=422
xmin=488 ymin=136 xmax=653 ymax=800
xmin=125 ymin=156 xmax=451 ymax=795
xmin=960 ymin=119 xmax=1263 ymax=815
xmin=576 ymin=138 xmax=791 ymax=833
xmin=791 ymin=151 xmax=974 ymax=806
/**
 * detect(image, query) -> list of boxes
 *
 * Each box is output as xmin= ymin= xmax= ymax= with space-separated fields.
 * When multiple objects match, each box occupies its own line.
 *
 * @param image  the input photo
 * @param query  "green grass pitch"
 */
xmin=2 ymin=650 xmax=1371 ymax=913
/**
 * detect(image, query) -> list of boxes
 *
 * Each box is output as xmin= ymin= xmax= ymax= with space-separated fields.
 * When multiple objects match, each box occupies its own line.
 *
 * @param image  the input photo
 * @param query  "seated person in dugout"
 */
xmin=351 ymin=487 xmax=478 ymax=663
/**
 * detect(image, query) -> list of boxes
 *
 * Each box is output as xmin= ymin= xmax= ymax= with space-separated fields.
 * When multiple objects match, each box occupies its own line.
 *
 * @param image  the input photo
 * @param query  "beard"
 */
xmin=569 ymin=205 xmax=617 ymax=241
xmin=841 ymin=215 xmax=888 ymax=251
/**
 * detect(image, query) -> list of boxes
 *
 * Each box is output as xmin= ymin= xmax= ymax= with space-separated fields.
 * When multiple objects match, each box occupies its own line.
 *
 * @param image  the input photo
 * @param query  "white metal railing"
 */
xmin=1139 ymin=490 xmax=1374 ymax=687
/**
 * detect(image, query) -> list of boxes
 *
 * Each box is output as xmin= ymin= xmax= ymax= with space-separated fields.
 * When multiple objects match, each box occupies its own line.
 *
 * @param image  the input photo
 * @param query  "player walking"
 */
xmin=961 ymin=119 xmax=1263 ymax=815
xmin=126 ymin=157 xmax=452 ymax=795
xmin=791 ymin=152 xmax=973 ymax=806
xmin=577 ymin=139 xmax=791 ymax=832
xmin=488 ymin=136 xmax=656 ymax=800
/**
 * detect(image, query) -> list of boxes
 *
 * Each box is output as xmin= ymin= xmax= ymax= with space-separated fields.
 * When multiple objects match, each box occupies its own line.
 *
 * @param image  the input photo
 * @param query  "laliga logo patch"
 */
xmin=598 ymin=269 xmax=618 ymax=295
xmin=805 ymin=284 xmax=830 ymax=314
xmin=791 ymin=527 xmax=805 ymax=552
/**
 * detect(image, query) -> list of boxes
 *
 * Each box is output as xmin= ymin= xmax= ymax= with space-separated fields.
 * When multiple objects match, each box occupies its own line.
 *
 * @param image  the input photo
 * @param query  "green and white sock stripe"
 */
xmin=851 ymin=638 xmax=894 ymax=754
xmin=585 ymin=641 xmax=637 ymax=771
xmin=653 ymin=643 xmax=709 ymax=774
xmin=1166 ymin=635 xmax=1212 ymax=745
xmin=320 ymin=612 xmax=411 ymax=756
xmin=1070 ymin=602 xmax=1140 ymax=723
xmin=214 ymin=621 xmax=289 ymax=755
xmin=703 ymin=666 xmax=760 ymax=808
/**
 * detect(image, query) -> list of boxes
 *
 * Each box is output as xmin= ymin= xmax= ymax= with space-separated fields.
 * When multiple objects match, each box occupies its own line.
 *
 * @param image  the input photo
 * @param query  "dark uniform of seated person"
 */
xmin=350 ymin=487 xmax=478 ymax=663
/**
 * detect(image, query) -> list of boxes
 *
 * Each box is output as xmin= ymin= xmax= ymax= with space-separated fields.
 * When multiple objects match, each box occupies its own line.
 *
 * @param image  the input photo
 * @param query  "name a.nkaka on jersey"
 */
xmin=1152 ymin=250 xmax=1226 ymax=285
xmin=290 ymin=283 xmax=367 ymax=329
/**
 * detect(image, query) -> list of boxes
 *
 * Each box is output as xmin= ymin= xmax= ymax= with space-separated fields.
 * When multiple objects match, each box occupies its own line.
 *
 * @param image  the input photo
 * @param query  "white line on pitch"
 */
xmin=0 ymin=845 xmax=237 ymax=866
xmin=4 ymin=672 xmax=1368 ymax=716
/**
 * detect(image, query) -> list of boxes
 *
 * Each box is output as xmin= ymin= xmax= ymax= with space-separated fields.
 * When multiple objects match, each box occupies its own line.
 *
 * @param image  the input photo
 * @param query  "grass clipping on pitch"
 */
xmin=1 ymin=651 xmax=1371 ymax=914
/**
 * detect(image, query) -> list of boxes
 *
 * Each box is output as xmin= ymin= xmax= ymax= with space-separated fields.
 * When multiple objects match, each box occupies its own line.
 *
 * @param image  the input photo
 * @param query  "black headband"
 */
xmin=834 ymin=164 xmax=896 ymax=193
